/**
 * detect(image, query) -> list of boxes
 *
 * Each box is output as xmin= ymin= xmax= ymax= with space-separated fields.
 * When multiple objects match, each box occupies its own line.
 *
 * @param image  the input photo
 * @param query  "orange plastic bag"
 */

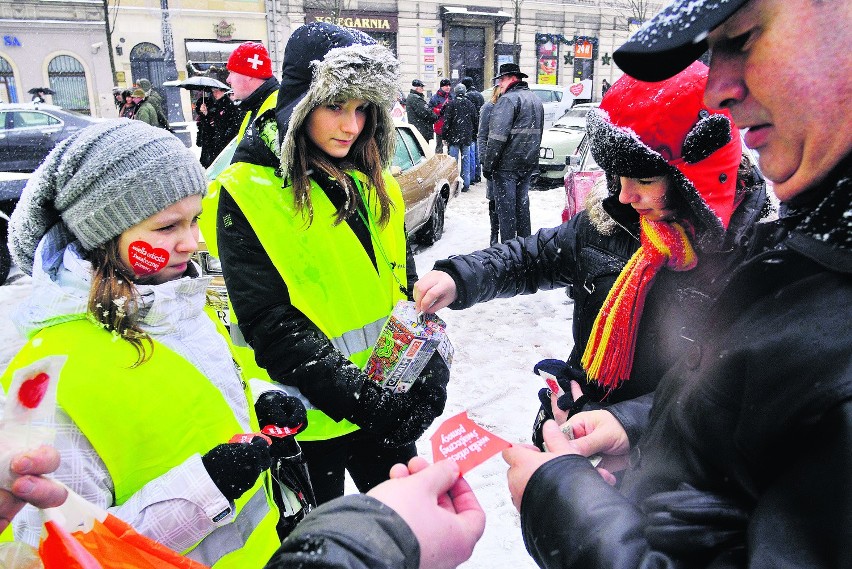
xmin=38 ymin=486 xmax=209 ymax=569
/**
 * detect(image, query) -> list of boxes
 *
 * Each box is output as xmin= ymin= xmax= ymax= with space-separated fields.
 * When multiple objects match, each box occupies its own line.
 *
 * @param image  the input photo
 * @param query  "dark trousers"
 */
xmin=300 ymin=430 xmax=417 ymax=505
xmin=492 ymin=169 xmax=533 ymax=241
xmin=435 ymin=132 xmax=447 ymax=154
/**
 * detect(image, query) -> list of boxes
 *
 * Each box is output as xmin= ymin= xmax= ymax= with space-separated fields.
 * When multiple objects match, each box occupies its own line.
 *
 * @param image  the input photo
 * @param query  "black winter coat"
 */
xmin=405 ymin=89 xmax=436 ymax=141
xmin=435 ymin=180 xmax=768 ymax=429
xmin=442 ymin=94 xmax=479 ymax=147
xmin=520 ymin=157 xmax=852 ymax=569
xmin=481 ymin=81 xmax=543 ymax=173
xmin=264 ymin=494 xmax=419 ymax=568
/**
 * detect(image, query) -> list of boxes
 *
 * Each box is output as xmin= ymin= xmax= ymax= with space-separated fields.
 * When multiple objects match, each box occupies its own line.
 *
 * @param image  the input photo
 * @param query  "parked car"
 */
xmin=562 ymin=133 xmax=604 ymax=222
xmin=198 ymin=120 xmax=462 ymax=325
xmin=0 ymin=172 xmax=30 ymax=285
xmin=537 ymin=103 xmax=598 ymax=188
xmin=0 ymin=103 xmax=100 ymax=172
xmin=482 ymin=83 xmax=573 ymax=129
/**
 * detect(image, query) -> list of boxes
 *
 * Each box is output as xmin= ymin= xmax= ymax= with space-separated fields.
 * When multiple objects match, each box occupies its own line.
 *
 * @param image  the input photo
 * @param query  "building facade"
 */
xmin=0 ymin=1 xmax=660 ymax=120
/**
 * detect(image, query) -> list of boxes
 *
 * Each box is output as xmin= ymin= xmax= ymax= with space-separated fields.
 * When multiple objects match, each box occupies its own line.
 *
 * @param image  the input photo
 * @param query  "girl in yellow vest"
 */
xmin=214 ymin=22 xmax=450 ymax=505
xmin=4 ymin=119 xmax=280 ymax=567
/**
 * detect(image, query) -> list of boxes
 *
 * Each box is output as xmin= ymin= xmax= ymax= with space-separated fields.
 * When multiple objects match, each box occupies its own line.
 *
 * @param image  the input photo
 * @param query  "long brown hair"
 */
xmin=289 ymin=102 xmax=392 ymax=227
xmin=86 ymin=239 xmax=153 ymax=366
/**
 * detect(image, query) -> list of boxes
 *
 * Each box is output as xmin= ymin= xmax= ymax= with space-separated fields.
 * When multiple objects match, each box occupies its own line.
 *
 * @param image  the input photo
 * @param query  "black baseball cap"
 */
xmin=614 ymin=0 xmax=749 ymax=82
xmin=412 ymin=79 xmax=425 ymax=87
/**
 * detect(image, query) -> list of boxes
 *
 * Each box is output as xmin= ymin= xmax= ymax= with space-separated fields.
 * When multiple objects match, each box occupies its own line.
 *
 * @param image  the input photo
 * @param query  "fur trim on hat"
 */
xmin=277 ymin=25 xmax=399 ymax=178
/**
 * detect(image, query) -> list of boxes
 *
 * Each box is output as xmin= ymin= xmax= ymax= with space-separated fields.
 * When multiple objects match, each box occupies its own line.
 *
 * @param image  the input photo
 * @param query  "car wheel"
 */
xmin=418 ymin=195 xmax=446 ymax=246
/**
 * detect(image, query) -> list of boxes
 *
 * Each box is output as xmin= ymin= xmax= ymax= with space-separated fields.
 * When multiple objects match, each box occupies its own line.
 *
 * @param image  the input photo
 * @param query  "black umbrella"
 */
xmin=27 ymin=87 xmax=55 ymax=95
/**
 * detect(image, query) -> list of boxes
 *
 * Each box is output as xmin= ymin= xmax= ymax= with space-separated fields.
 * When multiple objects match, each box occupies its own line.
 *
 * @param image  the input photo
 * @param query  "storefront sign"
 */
xmin=305 ymin=10 xmax=398 ymax=32
xmin=574 ymin=41 xmax=593 ymax=59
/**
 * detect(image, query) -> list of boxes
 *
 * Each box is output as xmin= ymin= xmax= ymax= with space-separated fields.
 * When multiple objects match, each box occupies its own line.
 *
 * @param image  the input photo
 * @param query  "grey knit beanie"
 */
xmin=10 ymin=119 xmax=207 ymax=275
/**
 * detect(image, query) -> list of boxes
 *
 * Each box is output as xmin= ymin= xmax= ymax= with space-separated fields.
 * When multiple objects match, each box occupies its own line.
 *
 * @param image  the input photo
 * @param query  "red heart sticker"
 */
xmin=569 ymin=83 xmax=584 ymax=96
xmin=430 ymin=411 xmax=511 ymax=474
xmin=128 ymin=241 xmax=169 ymax=276
xmin=19 ymin=372 xmax=50 ymax=409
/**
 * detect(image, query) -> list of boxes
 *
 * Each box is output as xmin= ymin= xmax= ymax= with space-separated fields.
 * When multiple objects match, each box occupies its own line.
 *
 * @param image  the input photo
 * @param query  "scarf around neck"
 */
xmin=582 ymin=216 xmax=698 ymax=391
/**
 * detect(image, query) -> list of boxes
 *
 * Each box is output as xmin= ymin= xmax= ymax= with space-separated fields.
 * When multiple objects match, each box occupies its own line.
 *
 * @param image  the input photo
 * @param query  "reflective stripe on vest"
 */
xmin=200 ymin=90 xmax=278 ymax=258
xmin=1 ymin=317 xmax=280 ymax=567
xmin=218 ymin=163 xmax=408 ymax=441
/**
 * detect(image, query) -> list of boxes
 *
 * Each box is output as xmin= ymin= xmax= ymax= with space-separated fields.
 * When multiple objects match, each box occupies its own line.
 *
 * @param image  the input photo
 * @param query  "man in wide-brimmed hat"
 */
xmin=481 ymin=62 xmax=543 ymax=242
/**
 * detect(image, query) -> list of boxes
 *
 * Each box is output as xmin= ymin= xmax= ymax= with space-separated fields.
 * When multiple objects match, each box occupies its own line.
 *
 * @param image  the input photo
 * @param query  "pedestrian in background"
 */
xmin=482 ymin=63 xmax=544 ymax=241
xmin=462 ymin=76 xmax=484 ymax=183
xmin=405 ymin=79 xmax=436 ymax=142
xmin=429 ymin=78 xmax=452 ymax=153
xmin=195 ymin=67 xmax=242 ymax=168
xmin=477 ymin=85 xmax=502 ymax=245
xmin=443 ymin=83 xmax=478 ymax=193
xmin=129 ymin=88 xmax=160 ymax=128
xmin=135 ymin=78 xmax=170 ymax=130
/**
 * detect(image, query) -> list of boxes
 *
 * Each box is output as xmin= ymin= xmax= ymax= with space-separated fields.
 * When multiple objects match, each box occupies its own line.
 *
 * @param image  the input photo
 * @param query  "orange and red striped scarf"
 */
xmin=582 ymin=216 xmax=697 ymax=391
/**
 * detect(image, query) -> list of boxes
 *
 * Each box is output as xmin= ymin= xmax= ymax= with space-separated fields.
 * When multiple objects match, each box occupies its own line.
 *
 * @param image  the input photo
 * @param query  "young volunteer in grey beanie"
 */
xmin=10 ymin=118 xmax=206 ymax=275
xmin=3 ymin=117 xmax=283 ymax=560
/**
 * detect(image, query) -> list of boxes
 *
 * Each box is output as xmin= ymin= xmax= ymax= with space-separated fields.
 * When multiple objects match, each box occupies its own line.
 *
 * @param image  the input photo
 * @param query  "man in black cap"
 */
xmin=405 ymin=79 xmax=437 ymax=142
xmin=481 ymin=63 xmax=543 ymax=242
xmin=429 ymin=78 xmax=453 ymax=153
xmin=503 ymin=1 xmax=851 ymax=567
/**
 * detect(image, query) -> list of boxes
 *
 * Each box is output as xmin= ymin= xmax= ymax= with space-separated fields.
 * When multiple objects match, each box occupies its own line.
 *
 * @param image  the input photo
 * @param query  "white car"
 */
xmin=482 ymin=83 xmax=573 ymax=129
xmin=536 ymin=103 xmax=599 ymax=187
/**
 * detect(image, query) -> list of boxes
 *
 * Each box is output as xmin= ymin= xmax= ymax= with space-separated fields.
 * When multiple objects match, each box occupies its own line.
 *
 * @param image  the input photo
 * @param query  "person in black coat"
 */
xmin=416 ymin=63 xmax=766 ymax=439
xmin=462 ymin=76 xmax=485 ymax=183
xmin=442 ymin=83 xmax=479 ymax=192
xmin=404 ymin=79 xmax=436 ymax=142
xmin=196 ymin=86 xmax=242 ymax=167
xmin=503 ymin=0 xmax=852 ymax=566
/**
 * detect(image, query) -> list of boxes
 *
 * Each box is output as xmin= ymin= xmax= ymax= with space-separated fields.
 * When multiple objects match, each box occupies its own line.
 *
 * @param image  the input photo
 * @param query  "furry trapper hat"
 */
xmin=587 ymin=61 xmax=742 ymax=241
xmin=275 ymin=22 xmax=399 ymax=176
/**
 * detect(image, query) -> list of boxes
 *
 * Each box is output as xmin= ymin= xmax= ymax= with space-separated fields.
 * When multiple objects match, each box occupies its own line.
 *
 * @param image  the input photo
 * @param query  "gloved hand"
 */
xmin=202 ymin=437 xmax=272 ymax=502
xmin=380 ymin=351 xmax=449 ymax=448
xmin=531 ymin=359 xmax=591 ymax=450
xmin=255 ymin=391 xmax=308 ymax=459
xmin=348 ymin=352 xmax=450 ymax=448
xmin=642 ymin=483 xmax=748 ymax=555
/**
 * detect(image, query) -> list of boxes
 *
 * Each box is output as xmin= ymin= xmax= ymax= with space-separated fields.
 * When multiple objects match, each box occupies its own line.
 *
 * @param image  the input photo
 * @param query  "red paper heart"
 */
xmin=430 ymin=411 xmax=511 ymax=474
xmin=19 ymin=372 xmax=50 ymax=409
xmin=569 ymin=83 xmax=584 ymax=96
xmin=128 ymin=241 xmax=169 ymax=275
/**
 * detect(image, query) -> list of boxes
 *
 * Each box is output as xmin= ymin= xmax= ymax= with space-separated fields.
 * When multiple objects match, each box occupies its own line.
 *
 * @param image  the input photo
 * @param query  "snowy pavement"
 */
xmin=0 ymin=180 xmax=573 ymax=568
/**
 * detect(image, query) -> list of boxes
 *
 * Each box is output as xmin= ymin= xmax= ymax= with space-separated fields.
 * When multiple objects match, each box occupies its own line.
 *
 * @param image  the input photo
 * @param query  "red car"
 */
xmin=562 ymin=133 xmax=604 ymax=222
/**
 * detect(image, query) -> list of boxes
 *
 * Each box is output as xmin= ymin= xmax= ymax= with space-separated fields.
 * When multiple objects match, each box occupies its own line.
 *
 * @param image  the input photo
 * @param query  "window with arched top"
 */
xmin=47 ymin=55 xmax=90 ymax=114
xmin=0 ymin=56 xmax=18 ymax=103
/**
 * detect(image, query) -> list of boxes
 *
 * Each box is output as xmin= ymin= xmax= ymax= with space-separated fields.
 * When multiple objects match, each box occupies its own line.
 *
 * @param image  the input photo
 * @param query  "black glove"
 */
xmin=348 ymin=351 xmax=449 ymax=447
xmin=202 ymin=437 xmax=272 ymax=501
xmin=482 ymin=169 xmax=491 ymax=180
xmin=255 ymin=391 xmax=308 ymax=459
xmin=531 ymin=359 xmax=592 ymax=450
xmin=380 ymin=351 xmax=449 ymax=448
xmin=643 ymin=483 xmax=749 ymax=555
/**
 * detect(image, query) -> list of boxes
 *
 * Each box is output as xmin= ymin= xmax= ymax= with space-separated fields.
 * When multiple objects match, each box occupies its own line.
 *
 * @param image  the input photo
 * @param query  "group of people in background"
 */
xmin=3 ymin=0 xmax=850 ymax=567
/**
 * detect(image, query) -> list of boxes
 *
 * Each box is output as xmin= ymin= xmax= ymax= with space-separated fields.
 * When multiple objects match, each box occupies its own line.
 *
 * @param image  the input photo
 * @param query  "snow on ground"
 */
xmin=0 ymin=180 xmax=572 ymax=568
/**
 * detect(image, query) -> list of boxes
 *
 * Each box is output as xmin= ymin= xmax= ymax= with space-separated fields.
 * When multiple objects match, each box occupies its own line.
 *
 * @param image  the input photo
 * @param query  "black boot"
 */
xmin=488 ymin=199 xmax=499 ymax=246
